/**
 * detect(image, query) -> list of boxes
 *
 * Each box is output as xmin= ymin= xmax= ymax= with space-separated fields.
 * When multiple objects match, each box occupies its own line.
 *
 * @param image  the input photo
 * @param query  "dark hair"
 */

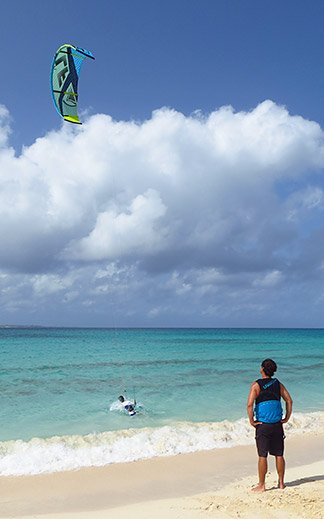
xmin=118 ymin=395 xmax=125 ymax=402
xmin=261 ymin=358 xmax=277 ymax=377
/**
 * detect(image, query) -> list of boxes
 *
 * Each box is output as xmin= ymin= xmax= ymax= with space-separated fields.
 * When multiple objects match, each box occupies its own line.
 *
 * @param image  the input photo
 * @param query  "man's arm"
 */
xmin=280 ymin=383 xmax=293 ymax=423
xmin=247 ymin=382 xmax=261 ymax=427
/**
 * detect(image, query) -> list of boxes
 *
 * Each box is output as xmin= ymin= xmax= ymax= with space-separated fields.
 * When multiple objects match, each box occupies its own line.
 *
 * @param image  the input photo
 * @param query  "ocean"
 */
xmin=1 ymin=327 xmax=323 ymax=476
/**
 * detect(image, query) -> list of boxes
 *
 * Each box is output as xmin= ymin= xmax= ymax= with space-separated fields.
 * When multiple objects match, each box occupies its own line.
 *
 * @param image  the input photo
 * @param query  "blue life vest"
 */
xmin=254 ymin=378 xmax=283 ymax=423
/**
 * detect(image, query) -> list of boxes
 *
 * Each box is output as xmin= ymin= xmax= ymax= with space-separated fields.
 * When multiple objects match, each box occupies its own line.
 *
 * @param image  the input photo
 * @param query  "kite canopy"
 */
xmin=50 ymin=44 xmax=95 ymax=124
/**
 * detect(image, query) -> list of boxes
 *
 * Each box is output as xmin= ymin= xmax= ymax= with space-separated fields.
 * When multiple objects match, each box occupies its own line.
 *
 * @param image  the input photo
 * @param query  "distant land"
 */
xmin=0 ymin=324 xmax=44 ymax=328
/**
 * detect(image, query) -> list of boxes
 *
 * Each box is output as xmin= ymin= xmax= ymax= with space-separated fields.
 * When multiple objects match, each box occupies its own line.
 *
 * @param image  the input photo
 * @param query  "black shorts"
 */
xmin=255 ymin=422 xmax=285 ymax=457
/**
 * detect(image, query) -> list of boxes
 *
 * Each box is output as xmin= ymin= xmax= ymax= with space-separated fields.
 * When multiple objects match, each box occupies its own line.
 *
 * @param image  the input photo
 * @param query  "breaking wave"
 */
xmin=0 ymin=411 xmax=323 ymax=476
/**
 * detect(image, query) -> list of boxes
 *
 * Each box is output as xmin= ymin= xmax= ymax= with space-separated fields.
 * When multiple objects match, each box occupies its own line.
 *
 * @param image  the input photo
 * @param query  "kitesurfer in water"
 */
xmin=247 ymin=358 xmax=293 ymax=492
xmin=119 ymin=395 xmax=136 ymax=416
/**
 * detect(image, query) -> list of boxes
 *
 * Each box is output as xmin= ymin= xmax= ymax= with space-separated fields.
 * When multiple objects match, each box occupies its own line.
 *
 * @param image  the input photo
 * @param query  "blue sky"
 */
xmin=1 ymin=0 xmax=324 ymax=327
xmin=2 ymin=0 xmax=324 ymax=148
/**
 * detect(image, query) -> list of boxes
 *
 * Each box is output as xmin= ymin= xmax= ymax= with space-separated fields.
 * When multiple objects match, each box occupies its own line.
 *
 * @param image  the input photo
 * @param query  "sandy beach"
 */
xmin=0 ymin=432 xmax=323 ymax=518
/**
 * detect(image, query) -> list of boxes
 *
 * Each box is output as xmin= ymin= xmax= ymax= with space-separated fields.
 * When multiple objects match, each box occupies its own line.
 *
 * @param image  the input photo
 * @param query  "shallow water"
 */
xmin=1 ymin=327 xmax=323 ymax=474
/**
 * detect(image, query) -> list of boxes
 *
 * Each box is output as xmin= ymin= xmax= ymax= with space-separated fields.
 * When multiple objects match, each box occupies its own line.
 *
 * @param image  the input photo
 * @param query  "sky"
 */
xmin=0 ymin=0 xmax=324 ymax=327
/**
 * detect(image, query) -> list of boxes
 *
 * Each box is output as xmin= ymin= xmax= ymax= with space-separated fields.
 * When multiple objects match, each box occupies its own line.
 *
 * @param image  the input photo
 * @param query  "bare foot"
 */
xmin=278 ymin=481 xmax=286 ymax=490
xmin=251 ymin=483 xmax=265 ymax=493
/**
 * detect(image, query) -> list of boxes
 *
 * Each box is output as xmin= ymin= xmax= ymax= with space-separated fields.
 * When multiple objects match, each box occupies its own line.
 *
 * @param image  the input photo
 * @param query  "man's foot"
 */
xmin=278 ymin=481 xmax=286 ymax=490
xmin=251 ymin=483 xmax=265 ymax=493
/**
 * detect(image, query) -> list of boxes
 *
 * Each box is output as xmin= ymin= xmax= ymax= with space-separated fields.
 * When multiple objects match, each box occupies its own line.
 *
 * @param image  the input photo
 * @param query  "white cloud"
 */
xmin=252 ymin=270 xmax=284 ymax=288
xmin=0 ymin=105 xmax=11 ymax=148
xmin=32 ymin=273 xmax=75 ymax=296
xmin=165 ymin=272 xmax=192 ymax=295
xmin=286 ymin=186 xmax=324 ymax=222
xmin=1 ymin=100 xmax=324 ymax=325
xmin=64 ymin=188 xmax=167 ymax=260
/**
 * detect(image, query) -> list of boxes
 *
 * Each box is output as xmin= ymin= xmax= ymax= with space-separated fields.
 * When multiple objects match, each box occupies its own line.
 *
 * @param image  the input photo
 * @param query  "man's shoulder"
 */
xmin=250 ymin=380 xmax=260 ymax=391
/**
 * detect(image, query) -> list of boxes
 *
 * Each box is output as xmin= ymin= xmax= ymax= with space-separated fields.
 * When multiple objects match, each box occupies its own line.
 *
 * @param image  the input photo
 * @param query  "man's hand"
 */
xmin=281 ymin=417 xmax=289 ymax=424
xmin=250 ymin=420 xmax=262 ymax=428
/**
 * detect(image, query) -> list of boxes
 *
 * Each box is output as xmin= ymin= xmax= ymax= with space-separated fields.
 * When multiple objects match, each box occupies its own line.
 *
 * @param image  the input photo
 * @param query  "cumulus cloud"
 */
xmin=64 ymin=188 xmax=168 ymax=261
xmin=1 ymin=100 xmax=324 ymax=326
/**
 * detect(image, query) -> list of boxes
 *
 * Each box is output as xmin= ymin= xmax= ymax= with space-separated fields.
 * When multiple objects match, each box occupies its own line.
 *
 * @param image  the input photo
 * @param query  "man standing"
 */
xmin=247 ymin=358 xmax=293 ymax=492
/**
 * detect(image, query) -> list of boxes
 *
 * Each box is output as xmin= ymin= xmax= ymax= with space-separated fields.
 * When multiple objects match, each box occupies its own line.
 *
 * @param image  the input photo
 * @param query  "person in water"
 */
xmin=247 ymin=358 xmax=293 ymax=492
xmin=118 ymin=395 xmax=136 ymax=416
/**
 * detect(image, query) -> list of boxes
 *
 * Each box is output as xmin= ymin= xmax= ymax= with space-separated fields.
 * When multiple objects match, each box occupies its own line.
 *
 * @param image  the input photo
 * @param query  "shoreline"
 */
xmin=0 ymin=431 xmax=323 ymax=518
xmin=1 ymin=411 xmax=323 ymax=476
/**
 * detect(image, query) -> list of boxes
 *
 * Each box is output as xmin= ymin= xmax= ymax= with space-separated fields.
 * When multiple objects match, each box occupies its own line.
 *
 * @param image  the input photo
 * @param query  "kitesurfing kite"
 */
xmin=50 ymin=44 xmax=95 ymax=124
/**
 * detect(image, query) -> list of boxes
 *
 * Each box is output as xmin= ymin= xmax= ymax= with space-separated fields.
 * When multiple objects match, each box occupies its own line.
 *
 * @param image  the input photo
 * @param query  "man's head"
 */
xmin=118 ymin=395 xmax=125 ymax=402
xmin=261 ymin=358 xmax=277 ymax=377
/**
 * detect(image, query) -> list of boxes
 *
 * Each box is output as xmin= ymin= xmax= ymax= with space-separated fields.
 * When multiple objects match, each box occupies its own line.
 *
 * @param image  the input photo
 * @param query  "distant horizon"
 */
xmin=1 ymin=324 xmax=324 ymax=331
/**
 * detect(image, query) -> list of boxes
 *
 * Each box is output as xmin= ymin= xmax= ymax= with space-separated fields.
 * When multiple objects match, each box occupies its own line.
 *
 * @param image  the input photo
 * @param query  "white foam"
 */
xmin=109 ymin=400 xmax=124 ymax=412
xmin=0 ymin=411 xmax=323 ymax=476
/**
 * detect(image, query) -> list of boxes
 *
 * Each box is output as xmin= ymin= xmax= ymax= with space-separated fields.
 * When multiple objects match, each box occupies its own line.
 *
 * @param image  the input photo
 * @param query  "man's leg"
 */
xmin=252 ymin=456 xmax=267 ymax=492
xmin=275 ymin=456 xmax=285 ymax=489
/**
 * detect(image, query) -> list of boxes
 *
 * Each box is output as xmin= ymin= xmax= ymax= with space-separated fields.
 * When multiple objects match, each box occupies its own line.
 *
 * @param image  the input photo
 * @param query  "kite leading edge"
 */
xmin=50 ymin=44 xmax=95 ymax=125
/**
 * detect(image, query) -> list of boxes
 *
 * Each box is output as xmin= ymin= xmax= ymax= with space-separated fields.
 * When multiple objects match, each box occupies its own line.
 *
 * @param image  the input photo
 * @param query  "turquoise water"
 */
xmin=1 ymin=327 xmax=323 ymax=475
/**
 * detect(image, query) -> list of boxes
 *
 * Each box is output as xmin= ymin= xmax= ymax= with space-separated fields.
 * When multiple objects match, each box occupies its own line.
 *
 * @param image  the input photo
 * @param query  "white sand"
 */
xmin=1 ymin=432 xmax=323 ymax=518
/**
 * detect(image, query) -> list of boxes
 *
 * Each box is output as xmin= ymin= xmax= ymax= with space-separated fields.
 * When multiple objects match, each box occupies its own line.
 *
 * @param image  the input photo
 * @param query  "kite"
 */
xmin=50 ymin=44 xmax=95 ymax=124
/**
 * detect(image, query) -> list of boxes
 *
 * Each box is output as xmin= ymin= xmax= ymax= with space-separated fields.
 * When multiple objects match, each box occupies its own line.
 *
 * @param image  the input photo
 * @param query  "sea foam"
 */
xmin=0 ymin=411 xmax=323 ymax=476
